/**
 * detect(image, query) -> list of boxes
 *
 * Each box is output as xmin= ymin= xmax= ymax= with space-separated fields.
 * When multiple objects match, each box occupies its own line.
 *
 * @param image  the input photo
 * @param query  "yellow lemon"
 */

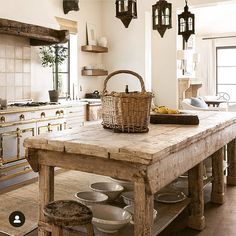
xmin=155 ymin=106 xmax=169 ymax=114
xmin=168 ymin=109 xmax=180 ymax=114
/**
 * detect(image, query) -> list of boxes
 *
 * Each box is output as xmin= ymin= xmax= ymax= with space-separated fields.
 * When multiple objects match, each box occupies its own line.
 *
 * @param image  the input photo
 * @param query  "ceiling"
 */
xmin=191 ymin=2 xmax=236 ymax=36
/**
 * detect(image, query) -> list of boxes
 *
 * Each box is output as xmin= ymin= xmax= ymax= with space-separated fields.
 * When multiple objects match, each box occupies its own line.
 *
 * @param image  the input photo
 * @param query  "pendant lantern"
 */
xmin=152 ymin=0 xmax=172 ymax=37
xmin=116 ymin=0 xmax=137 ymax=28
xmin=178 ymin=0 xmax=195 ymax=42
xmin=63 ymin=0 xmax=79 ymax=14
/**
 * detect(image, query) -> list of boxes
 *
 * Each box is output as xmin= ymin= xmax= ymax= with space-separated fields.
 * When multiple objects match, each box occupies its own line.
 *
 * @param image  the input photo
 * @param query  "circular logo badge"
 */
xmin=9 ymin=211 xmax=25 ymax=227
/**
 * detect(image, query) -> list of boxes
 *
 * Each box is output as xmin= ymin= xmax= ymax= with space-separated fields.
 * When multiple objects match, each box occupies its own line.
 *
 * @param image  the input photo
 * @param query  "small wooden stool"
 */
xmin=43 ymin=200 xmax=94 ymax=236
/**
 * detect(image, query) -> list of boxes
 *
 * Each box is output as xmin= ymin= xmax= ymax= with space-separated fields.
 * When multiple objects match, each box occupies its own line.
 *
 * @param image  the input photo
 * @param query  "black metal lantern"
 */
xmin=178 ymin=0 xmax=195 ymax=42
xmin=152 ymin=0 xmax=172 ymax=37
xmin=116 ymin=0 xmax=137 ymax=28
xmin=63 ymin=0 xmax=79 ymax=14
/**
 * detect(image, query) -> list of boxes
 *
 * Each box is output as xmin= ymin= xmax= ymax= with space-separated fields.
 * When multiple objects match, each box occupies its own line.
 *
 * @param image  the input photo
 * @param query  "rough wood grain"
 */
xmin=134 ymin=179 xmax=153 ymax=236
xmin=211 ymin=148 xmax=225 ymax=204
xmin=23 ymin=111 xmax=236 ymax=236
xmin=150 ymin=113 xmax=199 ymax=125
xmin=37 ymin=150 xmax=146 ymax=182
xmin=188 ymin=162 xmax=205 ymax=230
xmin=0 ymin=18 xmax=69 ymax=46
xmin=227 ymin=139 xmax=236 ymax=185
xmin=39 ymin=165 xmax=54 ymax=236
xmin=26 ymin=148 xmax=39 ymax=172
xmin=24 ymin=112 xmax=236 ymax=166
xmin=51 ymin=225 xmax=63 ymax=236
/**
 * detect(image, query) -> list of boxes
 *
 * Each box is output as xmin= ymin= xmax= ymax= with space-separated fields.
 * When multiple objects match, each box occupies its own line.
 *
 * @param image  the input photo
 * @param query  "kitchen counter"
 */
xmin=0 ymin=101 xmax=87 ymax=115
xmin=80 ymin=98 xmax=101 ymax=105
xmin=24 ymin=111 xmax=236 ymax=236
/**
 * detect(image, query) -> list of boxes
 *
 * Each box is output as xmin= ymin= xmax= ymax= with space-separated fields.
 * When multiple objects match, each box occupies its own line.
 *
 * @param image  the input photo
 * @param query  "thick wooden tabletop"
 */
xmin=24 ymin=111 xmax=236 ymax=166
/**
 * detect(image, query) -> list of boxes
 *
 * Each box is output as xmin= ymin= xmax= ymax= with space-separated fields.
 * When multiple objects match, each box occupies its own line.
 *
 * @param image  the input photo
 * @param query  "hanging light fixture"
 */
xmin=178 ymin=0 xmax=195 ymax=42
xmin=63 ymin=0 xmax=79 ymax=14
xmin=152 ymin=0 xmax=172 ymax=37
xmin=116 ymin=0 xmax=137 ymax=28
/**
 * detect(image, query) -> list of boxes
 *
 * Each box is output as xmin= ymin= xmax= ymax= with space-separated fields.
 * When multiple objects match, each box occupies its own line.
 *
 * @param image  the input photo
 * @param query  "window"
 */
xmin=53 ymin=41 xmax=70 ymax=98
xmin=216 ymin=47 xmax=236 ymax=102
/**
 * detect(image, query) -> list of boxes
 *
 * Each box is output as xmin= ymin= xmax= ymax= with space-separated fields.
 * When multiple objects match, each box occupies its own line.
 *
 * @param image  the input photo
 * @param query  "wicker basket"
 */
xmin=101 ymin=70 xmax=153 ymax=133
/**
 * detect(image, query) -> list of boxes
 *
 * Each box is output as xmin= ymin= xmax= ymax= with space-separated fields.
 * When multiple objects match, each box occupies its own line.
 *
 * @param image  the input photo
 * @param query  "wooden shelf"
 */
xmin=81 ymin=45 xmax=108 ymax=53
xmin=81 ymin=69 xmax=108 ymax=77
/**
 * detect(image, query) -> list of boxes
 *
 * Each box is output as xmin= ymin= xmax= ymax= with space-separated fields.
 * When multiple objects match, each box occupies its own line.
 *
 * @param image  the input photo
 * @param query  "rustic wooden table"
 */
xmin=24 ymin=111 xmax=236 ymax=236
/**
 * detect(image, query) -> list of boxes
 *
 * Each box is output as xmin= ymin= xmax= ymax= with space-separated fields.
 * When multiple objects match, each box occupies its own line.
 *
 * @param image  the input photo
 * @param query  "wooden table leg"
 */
xmin=227 ymin=139 xmax=236 ymax=185
xmin=38 ymin=165 xmax=54 ymax=236
xmin=211 ymin=148 xmax=225 ymax=204
xmin=134 ymin=179 xmax=154 ymax=236
xmin=188 ymin=162 xmax=205 ymax=230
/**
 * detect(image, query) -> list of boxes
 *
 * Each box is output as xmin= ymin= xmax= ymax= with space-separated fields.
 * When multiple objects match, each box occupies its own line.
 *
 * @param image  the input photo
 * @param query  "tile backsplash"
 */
xmin=0 ymin=36 xmax=31 ymax=101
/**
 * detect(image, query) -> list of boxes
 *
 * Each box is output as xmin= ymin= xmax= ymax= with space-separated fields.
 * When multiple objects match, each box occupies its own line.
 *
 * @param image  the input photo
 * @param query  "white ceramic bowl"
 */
xmin=124 ymin=205 xmax=157 ymax=224
xmin=109 ymin=177 xmax=134 ymax=191
xmin=90 ymin=182 xmax=124 ymax=201
xmin=75 ymin=191 xmax=108 ymax=206
xmin=91 ymin=204 xmax=131 ymax=233
xmin=121 ymin=191 xmax=134 ymax=205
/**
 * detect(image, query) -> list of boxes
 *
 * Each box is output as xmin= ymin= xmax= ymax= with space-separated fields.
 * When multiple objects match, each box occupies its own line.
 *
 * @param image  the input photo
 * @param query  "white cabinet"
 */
xmin=65 ymin=105 xmax=86 ymax=129
xmin=0 ymin=104 xmax=86 ymax=190
xmin=0 ymin=123 xmax=36 ymax=164
xmin=37 ymin=119 xmax=66 ymax=135
xmin=0 ymin=123 xmax=36 ymax=190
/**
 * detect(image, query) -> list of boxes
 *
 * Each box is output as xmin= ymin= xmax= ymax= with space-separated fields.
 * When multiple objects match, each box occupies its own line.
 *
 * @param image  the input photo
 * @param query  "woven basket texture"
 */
xmin=101 ymin=70 xmax=152 ymax=133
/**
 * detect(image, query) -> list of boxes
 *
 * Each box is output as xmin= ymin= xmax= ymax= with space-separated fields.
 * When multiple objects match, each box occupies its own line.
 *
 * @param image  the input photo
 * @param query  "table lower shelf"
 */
xmin=65 ymin=198 xmax=190 ymax=236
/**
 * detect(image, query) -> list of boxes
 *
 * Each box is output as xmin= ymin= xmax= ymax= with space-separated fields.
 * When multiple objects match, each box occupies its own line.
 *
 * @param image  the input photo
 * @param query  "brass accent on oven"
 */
xmin=0 ymin=116 xmax=5 ymax=123
xmin=0 ymin=168 xmax=32 ymax=182
xmin=38 ymin=122 xmax=63 ymax=135
xmin=19 ymin=114 xmax=25 ymax=121
xmin=0 ymin=127 xmax=35 ymax=166
xmin=41 ymin=112 xmax=46 ymax=118
xmin=0 ymin=130 xmax=17 ymax=168
xmin=0 ymin=136 xmax=3 ymax=168
xmin=16 ymin=128 xmax=21 ymax=159
xmin=1 ymin=162 xmax=29 ymax=173
xmin=24 ymin=166 xmax=31 ymax=171
xmin=48 ymin=123 xmax=53 ymax=132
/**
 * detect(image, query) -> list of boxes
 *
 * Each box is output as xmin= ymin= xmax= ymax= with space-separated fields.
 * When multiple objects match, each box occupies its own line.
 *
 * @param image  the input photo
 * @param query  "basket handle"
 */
xmin=103 ymin=70 xmax=146 ymax=93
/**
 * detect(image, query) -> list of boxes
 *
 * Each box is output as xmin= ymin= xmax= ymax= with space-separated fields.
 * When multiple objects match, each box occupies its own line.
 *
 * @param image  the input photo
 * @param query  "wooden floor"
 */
xmin=1 ymin=173 xmax=236 ymax=236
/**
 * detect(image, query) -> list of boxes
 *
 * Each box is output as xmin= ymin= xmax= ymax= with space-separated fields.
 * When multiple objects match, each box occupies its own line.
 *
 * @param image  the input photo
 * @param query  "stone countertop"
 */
xmin=0 ymin=101 xmax=87 ymax=115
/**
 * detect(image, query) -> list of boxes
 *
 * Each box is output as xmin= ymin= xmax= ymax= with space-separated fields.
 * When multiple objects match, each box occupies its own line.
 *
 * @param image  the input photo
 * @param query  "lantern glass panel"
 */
xmin=188 ymin=17 xmax=193 ymax=30
xmin=155 ymin=9 xmax=158 ymax=25
xmin=165 ymin=8 xmax=170 ymax=25
xmin=118 ymin=1 xmax=122 ymax=12
xmin=180 ymin=18 xmax=186 ymax=32
xmin=161 ymin=11 xmax=165 ymax=25
xmin=124 ymin=0 xmax=128 ymax=12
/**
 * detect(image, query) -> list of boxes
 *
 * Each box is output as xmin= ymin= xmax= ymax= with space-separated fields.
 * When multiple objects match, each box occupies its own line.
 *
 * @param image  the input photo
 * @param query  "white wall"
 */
xmin=101 ymin=0 xmax=147 ymax=93
xmin=101 ymin=0 xmax=233 ymax=108
xmin=0 ymin=0 xmax=233 ymax=103
xmin=0 ymin=0 xmax=104 ymax=101
xmin=196 ymin=36 xmax=236 ymax=97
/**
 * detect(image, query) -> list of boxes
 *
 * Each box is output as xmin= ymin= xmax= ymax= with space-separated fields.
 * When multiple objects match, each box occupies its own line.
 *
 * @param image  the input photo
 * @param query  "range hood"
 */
xmin=0 ymin=18 xmax=69 ymax=46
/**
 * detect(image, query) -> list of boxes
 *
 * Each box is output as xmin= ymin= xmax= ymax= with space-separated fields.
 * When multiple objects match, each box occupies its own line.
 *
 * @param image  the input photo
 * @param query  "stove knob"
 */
xmin=0 ymin=116 xmax=5 ymax=123
xmin=19 ymin=114 xmax=25 ymax=121
xmin=60 ymin=110 xmax=64 ymax=116
xmin=56 ymin=111 xmax=60 ymax=116
xmin=0 ymin=158 xmax=3 ymax=167
xmin=41 ymin=112 xmax=45 ymax=118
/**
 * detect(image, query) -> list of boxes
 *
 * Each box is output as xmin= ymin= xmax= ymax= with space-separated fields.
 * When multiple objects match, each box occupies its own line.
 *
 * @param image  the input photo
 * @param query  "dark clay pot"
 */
xmin=48 ymin=90 xmax=59 ymax=102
